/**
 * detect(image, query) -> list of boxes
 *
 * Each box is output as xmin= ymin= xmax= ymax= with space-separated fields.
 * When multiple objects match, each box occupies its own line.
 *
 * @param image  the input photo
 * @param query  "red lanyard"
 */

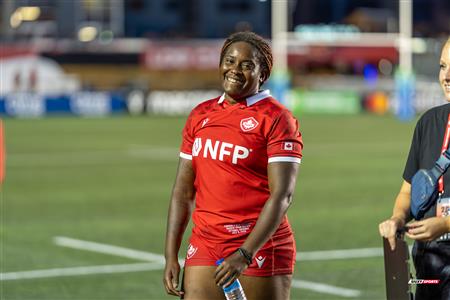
xmin=438 ymin=113 xmax=450 ymax=194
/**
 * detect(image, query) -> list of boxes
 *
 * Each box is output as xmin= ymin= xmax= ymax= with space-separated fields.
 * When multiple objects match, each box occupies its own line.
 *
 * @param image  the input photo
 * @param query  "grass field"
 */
xmin=1 ymin=113 xmax=418 ymax=300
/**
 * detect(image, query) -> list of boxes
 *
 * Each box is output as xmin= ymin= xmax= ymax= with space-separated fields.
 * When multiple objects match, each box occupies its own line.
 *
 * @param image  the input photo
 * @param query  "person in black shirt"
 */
xmin=379 ymin=37 xmax=450 ymax=299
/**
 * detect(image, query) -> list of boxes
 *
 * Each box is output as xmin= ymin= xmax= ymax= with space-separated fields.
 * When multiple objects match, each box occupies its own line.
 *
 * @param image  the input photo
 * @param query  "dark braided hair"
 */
xmin=220 ymin=31 xmax=273 ymax=84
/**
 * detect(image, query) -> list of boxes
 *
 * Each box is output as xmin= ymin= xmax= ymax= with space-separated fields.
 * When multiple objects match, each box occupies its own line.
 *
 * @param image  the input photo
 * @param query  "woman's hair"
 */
xmin=442 ymin=36 xmax=450 ymax=52
xmin=220 ymin=31 xmax=273 ymax=84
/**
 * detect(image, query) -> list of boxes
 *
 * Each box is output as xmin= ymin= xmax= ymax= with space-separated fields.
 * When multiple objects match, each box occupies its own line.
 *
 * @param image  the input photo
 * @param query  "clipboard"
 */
xmin=383 ymin=237 xmax=414 ymax=300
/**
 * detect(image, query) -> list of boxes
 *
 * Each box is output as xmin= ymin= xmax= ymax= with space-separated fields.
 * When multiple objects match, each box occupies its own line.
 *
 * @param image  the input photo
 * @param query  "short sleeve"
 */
xmin=403 ymin=119 xmax=422 ymax=183
xmin=267 ymin=110 xmax=303 ymax=163
xmin=179 ymin=111 xmax=195 ymax=160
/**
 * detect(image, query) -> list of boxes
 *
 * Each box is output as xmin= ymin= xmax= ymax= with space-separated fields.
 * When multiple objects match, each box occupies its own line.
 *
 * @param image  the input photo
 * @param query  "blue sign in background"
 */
xmin=0 ymin=92 xmax=127 ymax=117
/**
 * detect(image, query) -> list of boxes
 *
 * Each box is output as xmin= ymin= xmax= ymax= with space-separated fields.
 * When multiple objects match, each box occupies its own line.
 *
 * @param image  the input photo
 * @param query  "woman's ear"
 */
xmin=260 ymin=73 xmax=266 ymax=84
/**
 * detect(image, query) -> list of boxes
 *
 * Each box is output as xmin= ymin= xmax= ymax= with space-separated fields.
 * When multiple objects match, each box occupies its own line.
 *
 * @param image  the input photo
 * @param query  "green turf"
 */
xmin=1 ymin=114 xmax=417 ymax=299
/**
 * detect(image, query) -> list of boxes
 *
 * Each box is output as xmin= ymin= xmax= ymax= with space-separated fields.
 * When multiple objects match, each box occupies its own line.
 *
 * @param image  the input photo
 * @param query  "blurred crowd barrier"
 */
xmin=0 ymin=92 xmax=126 ymax=117
xmin=0 ymin=37 xmax=446 ymax=118
xmin=0 ymin=83 xmax=443 ymax=118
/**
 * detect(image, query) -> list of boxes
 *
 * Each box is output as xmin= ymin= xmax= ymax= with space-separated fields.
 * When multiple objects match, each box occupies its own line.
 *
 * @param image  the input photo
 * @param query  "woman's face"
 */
xmin=439 ymin=41 xmax=450 ymax=102
xmin=220 ymin=41 xmax=264 ymax=102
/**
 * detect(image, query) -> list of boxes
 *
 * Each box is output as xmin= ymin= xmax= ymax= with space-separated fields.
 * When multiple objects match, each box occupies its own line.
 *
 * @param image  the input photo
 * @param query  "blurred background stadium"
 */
xmin=1 ymin=0 xmax=449 ymax=299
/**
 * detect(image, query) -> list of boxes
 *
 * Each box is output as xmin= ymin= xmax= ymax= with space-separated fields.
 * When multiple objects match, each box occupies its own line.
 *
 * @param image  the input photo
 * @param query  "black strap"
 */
xmin=237 ymin=248 xmax=253 ymax=266
xmin=435 ymin=149 xmax=450 ymax=173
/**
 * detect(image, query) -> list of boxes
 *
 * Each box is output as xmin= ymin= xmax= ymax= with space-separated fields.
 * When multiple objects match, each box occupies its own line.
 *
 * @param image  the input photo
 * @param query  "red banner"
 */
xmin=142 ymin=41 xmax=222 ymax=70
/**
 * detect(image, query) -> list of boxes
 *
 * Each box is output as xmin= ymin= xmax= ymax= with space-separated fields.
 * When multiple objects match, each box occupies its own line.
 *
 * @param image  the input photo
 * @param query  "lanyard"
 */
xmin=438 ymin=113 xmax=450 ymax=194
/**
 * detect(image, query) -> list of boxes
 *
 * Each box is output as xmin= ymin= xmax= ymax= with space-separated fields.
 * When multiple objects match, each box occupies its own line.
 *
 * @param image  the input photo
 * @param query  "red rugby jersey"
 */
xmin=180 ymin=90 xmax=303 ymax=241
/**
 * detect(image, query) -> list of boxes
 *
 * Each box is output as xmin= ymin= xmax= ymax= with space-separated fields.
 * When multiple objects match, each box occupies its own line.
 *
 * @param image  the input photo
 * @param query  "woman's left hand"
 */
xmin=214 ymin=251 xmax=249 ymax=288
xmin=406 ymin=217 xmax=450 ymax=241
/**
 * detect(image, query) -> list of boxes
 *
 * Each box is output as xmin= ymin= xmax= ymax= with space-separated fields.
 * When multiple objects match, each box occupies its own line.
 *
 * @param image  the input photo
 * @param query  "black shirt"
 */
xmin=403 ymin=102 xmax=450 ymax=218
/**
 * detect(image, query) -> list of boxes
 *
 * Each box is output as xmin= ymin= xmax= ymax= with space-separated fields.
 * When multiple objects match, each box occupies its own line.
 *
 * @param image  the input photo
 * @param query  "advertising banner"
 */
xmin=143 ymin=41 xmax=222 ymax=70
xmin=290 ymin=89 xmax=361 ymax=115
xmin=0 ymin=92 xmax=127 ymax=117
xmin=146 ymin=90 xmax=221 ymax=115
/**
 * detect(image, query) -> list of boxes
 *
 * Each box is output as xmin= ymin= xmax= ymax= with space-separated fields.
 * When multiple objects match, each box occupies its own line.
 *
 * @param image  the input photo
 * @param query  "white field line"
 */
xmin=0 ymin=262 xmax=162 ymax=281
xmin=126 ymin=143 xmax=179 ymax=160
xmin=127 ymin=148 xmax=178 ymax=160
xmin=55 ymin=236 xmax=387 ymax=263
xmin=3 ymin=236 xmax=386 ymax=297
xmin=297 ymin=247 xmax=382 ymax=261
xmin=297 ymin=245 xmax=413 ymax=261
xmin=52 ymin=236 xmax=362 ymax=297
xmin=8 ymin=152 xmax=127 ymax=167
xmin=53 ymin=236 xmax=185 ymax=266
xmin=292 ymin=279 xmax=361 ymax=298
xmin=8 ymin=141 xmax=402 ymax=167
xmin=8 ymin=146 xmax=179 ymax=167
xmin=0 ymin=263 xmax=361 ymax=299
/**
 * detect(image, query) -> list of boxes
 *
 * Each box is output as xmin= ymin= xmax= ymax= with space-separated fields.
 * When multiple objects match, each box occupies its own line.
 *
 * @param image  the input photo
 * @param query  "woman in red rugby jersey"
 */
xmin=164 ymin=31 xmax=303 ymax=300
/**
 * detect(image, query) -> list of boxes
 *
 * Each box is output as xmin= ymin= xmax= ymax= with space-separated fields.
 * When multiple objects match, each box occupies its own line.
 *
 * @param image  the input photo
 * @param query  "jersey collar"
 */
xmin=218 ymin=90 xmax=271 ymax=107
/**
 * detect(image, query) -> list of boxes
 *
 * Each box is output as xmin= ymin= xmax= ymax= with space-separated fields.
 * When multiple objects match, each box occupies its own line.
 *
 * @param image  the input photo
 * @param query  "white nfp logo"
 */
xmin=192 ymin=138 xmax=250 ymax=164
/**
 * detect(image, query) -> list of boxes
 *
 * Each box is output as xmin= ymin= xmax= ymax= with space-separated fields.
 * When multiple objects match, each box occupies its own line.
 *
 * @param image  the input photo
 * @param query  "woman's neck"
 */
xmin=224 ymin=90 xmax=262 ymax=105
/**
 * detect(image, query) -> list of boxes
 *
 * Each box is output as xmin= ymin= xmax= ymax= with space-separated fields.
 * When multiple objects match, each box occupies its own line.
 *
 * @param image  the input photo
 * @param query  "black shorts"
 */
xmin=412 ymin=240 xmax=450 ymax=300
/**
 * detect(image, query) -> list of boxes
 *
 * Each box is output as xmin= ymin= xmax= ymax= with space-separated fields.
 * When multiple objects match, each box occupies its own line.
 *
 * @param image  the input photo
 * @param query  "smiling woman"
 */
xmin=221 ymin=41 xmax=262 ymax=102
xmin=379 ymin=37 xmax=450 ymax=300
xmin=163 ymin=32 xmax=303 ymax=300
xmin=219 ymin=32 xmax=273 ymax=103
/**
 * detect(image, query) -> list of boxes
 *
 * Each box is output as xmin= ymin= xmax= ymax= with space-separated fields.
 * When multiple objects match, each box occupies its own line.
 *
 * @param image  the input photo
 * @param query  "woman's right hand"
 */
xmin=163 ymin=158 xmax=195 ymax=297
xmin=163 ymin=258 xmax=184 ymax=297
xmin=379 ymin=217 xmax=405 ymax=251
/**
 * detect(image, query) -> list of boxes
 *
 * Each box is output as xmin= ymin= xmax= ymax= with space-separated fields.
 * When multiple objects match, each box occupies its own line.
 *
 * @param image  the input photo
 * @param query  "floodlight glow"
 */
xmin=10 ymin=11 xmax=22 ymax=28
xmin=412 ymin=38 xmax=427 ymax=54
xmin=78 ymin=26 xmax=98 ymax=42
xmin=10 ymin=6 xmax=41 ymax=28
xmin=18 ymin=6 xmax=41 ymax=21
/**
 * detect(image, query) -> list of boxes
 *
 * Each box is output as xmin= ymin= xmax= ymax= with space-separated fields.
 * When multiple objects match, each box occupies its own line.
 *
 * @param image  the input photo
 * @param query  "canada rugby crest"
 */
xmin=240 ymin=117 xmax=259 ymax=132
